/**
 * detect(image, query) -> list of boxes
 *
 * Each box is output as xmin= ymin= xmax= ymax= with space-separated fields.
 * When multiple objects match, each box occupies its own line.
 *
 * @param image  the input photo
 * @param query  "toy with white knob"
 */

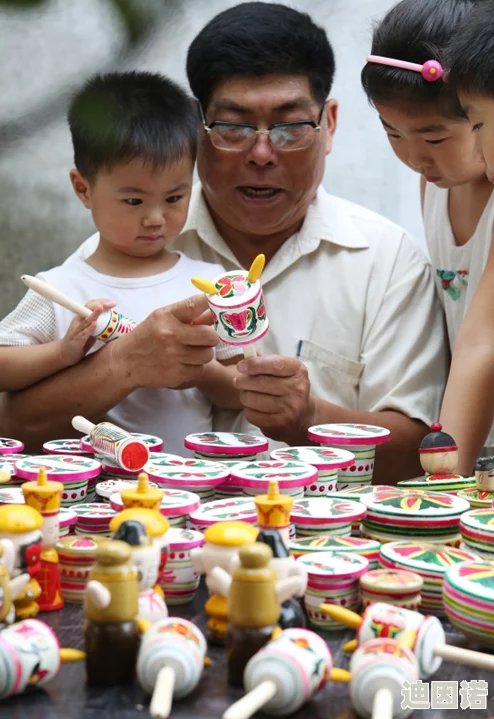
xmin=319 ymin=602 xmax=494 ymax=679
xmin=21 ymin=274 xmax=136 ymax=342
xmin=191 ymin=254 xmax=268 ymax=359
xmin=223 ymin=627 xmax=350 ymax=719
xmin=72 ymin=415 xmax=149 ymax=472
xmin=349 ymin=637 xmax=419 ymax=719
xmin=137 ymin=617 xmax=207 ymax=719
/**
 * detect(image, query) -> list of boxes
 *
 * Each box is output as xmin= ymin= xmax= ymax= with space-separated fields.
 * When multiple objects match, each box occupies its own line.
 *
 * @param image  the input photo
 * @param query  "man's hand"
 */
xmin=234 ymin=355 xmax=315 ymax=444
xmin=111 ymin=294 xmax=219 ymax=390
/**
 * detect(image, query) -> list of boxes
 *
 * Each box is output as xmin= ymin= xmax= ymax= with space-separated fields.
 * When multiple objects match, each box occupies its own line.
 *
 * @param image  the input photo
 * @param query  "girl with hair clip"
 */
xmin=362 ymin=0 xmax=494 ymax=475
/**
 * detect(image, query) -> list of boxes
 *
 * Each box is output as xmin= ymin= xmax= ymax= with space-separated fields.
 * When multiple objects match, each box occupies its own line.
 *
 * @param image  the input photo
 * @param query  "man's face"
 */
xmin=460 ymin=92 xmax=494 ymax=183
xmin=197 ymin=74 xmax=336 ymax=240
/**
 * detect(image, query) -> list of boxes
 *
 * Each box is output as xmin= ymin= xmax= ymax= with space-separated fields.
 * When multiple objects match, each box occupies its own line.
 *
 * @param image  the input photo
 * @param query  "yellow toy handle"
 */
xmin=191 ymin=277 xmax=218 ymax=295
xmin=397 ymin=629 xmax=417 ymax=650
xmin=247 ymin=254 xmax=265 ymax=283
xmin=319 ymin=603 xmax=362 ymax=629
xmin=60 ymin=648 xmax=86 ymax=662
xmin=342 ymin=638 xmax=358 ymax=653
xmin=330 ymin=667 xmax=351 ymax=682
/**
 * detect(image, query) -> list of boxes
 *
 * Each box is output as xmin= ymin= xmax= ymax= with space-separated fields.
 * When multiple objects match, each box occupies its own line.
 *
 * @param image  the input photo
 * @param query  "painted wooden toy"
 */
xmin=290 ymin=535 xmax=380 ymax=569
xmin=0 ymin=438 xmax=24 ymax=455
xmin=443 ymin=560 xmax=494 ymax=646
xmin=109 ymin=507 xmax=170 ymax=581
xmin=187 ymin=497 xmax=258 ymax=532
xmin=191 ymin=254 xmax=268 ymax=359
xmin=0 ymin=505 xmax=43 ymax=620
xmin=56 ymin=535 xmax=102 ymax=603
xmin=159 ymin=528 xmax=204 ymax=605
xmin=84 ymin=540 xmax=143 ymax=686
xmin=0 ymin=542 xmax=29 ymax=627
xmin=82 ymin=432 xmax=164 ymax=454
xmin=184 ymin=431 xmax=268 ymax=462
xmin=256 ymin=528 xmax=307 ymax=630
xmin=271 ymin=446 xmax=355 ymax=496
xmin=58 ymin=507 xmax=77 ymax=537
xmin=15 ymin=454 xmax=101 ymax=506
xmin=22 ymin=467 xmax=64 ymax=612
xmin=473 ymin=456 xmax=494 ymax=491
xmin=319 ymin=601 xmax=494 ymax=679
xmin=0 ymin=487 xmax=26 ymax=504
xmin=137 ymin=617 xmax=207 ymax=719
xmin=0 ymin=618 xmax=84 ymax=699
xmin=460 ymin=508 xmax=494 ymax=559
xmin=145 ymin=456 xmax=229 ymax=503
xmin=231 ymin=460 xmax=314 ymax=501
xmin=73 ymin=502 xmax=117 ymax=536
xmin=21 ymin=274 xmax=136 ymax=342
xmin=223 ymin=628 xmax=350 ymax=719
xmin=190 ymin=520 xmax=258 ymax=642
xmin=119 ymin=472 xmax=164 ymax=511
xmin=379 ymin=542 xmax=480 ymax=614
xmin=72 ymin=415 xmax=149 ymax=472
xmin=307 ymin=423 xmax=390 ymax=489
xmin=42 ymin=438 xmax=91 ymax=456
xmin=112 ymin=519 xmax=168 ymax=624
xmin=96 ymin=478 xmax=158 ymax=503
xmin=349 ymin=637 xmax=419 ymax=719
xmin=290 ymin=496 xmax=367 ymax=538
xmin=208 ymin=542 xmax=306 ymax=685
xmin=0 ymin=454 xmax=30 ymax=485
xmin=359 ymin=568 xmax=423 ymax=610
xmin=254 ymin=478 xmax=293 ymax=548
xmin=111 ymin=487 xmax=200 ymax=528
xmin=418 ymin=422 xmax=458 ymax=477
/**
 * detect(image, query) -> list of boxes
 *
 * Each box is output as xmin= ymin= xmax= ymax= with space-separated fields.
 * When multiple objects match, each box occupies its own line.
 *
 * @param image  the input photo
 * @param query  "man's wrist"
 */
xmin=106 ymin=339 xmax=139 ymax=393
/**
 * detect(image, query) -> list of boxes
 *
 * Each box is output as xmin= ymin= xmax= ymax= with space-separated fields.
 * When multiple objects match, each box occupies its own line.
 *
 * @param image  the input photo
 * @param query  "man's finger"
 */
xmin=234 ymin=373 xmax=286 ymax=397
xmin=236 ymin=354 xmax=301 ymax=377
xmin=239 ymin=390 xmax=281 ymax=414
xmin=179 ymin=347 xmax=216 ymax=366
xmin=169 ymin=294 xmax=210 ymax=323
xmin=190 ymin=309 xmax=216 ymax=326
xmin=177 ymin=323 xmax=219 ymax=348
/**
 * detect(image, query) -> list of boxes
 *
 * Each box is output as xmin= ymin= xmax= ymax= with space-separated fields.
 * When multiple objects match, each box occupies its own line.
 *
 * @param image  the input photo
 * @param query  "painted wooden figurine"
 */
xmin=22 ymin=467 xmax=64 ymax=612
xmin=84 ymin=540 xmax=143 ymax=686
xmin=418 ymin=422 xmax=459 ymax=478
xmin=208 ymin=541 xmax=306 ymax=685
xmin=120 ymin=472 xmax=165 ymax=511
xmin=112 ymin=519 xmax=168 ymax=623
xmin=254 ymin=478 xmax=292 ymax=548
xmin=190 ymin=520 xmax=258 ymax=642
xmin=0 ymin=505 xmax=43 ymax=619
xmin=72 ymin=415 xmax=149 ymax=472
xmin=474 ymin=456 xmax=494 ymax=491
xmin=0 ymin=542 xmax=30 ymax=627
xmin=256 ymin=529 xmax=307 ymax=629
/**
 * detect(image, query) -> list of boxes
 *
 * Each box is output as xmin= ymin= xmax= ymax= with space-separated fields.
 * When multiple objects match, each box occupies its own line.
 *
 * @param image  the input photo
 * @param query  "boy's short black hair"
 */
xmin=447 ymin=0 xmax=494 ymax=98
xmin=68 ymin=71 xmax=197 ymax=181
xmin=362 ymin=0 xmax=479 ymax=119
xmin=186 ymin=2 xmax=335 ymax=110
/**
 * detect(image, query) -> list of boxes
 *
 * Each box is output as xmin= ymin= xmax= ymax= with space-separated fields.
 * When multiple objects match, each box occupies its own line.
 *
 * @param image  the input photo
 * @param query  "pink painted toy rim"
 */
xmin=184 ymin=438 xmax=268 ymax=455
xmin=151 ymin=475 xmax=227 ymax=487
xmin=307 ymin=426 xmax=390 ymax=446
xmin=0 ymin=445 xmax=24 ymax=454
xmin=15 ymin=465 xmax=99 ymax=482
xmin=270 ymin=450 xmax=355 ymax=470
xmin=208 ymin=284 xmax=261 ymax=309
xmin=169 ymin=537 xmax=205 ymax=549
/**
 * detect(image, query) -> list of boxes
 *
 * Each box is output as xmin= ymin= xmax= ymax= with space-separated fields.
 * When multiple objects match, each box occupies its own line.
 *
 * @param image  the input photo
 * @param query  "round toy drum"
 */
xmin=159 ymin=528 xmax=204 ymax=604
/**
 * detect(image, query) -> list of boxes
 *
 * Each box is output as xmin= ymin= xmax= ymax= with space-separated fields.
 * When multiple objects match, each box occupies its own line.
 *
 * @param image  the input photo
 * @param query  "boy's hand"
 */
xmin=60 ymin=299 xmax=116 ymax=366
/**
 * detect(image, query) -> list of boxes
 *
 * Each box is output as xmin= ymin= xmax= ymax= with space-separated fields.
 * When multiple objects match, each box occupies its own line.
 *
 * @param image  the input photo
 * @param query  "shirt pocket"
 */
xmin=298 ymin=339 xmax=364 ymax=410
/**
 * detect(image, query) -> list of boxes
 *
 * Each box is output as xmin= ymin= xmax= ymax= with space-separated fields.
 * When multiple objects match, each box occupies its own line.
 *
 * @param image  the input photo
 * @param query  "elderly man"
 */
xmin=0 ymin=3 xmax=447 ymax=483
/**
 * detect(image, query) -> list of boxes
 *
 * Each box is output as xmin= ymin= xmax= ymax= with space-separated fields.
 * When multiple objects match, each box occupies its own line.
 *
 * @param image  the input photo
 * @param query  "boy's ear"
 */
xmin=70 ymin=169 xmax=92 ymax=208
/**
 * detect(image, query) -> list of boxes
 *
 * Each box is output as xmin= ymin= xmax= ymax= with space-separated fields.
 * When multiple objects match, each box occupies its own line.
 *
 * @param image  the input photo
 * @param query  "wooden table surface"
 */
xmin=1 ymin=585 xmax=494 ymax=719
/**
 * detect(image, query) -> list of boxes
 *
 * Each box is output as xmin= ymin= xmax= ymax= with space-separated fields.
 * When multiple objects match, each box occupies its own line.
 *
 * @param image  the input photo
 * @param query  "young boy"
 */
xmin=0 ymin=71 xmax=240 ymax=452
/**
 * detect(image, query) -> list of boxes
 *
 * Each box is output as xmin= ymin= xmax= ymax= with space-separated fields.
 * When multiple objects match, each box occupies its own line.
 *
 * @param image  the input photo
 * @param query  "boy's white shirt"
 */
xmin=0 ymin=251 xmax=235 ymax=455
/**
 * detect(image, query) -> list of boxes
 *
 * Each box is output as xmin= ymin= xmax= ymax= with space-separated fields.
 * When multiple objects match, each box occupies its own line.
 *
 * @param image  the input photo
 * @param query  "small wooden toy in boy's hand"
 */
xmin=191 ymin=254 xmax=268 ymax=359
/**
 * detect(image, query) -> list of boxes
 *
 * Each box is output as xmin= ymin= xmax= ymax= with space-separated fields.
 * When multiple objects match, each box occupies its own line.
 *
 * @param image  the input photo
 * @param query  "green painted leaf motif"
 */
xmin=472 ymin=511 xmax=494 ymax=526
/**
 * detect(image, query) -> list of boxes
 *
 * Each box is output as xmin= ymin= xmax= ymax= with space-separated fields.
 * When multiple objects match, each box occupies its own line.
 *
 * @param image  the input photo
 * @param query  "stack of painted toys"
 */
xmin=443 ymin=560 xmax=494 ymax=646
xmin=379 ymin=542 xmax=480 ymax=615
xmin=0 ymin=438 xmax=28 ymax=487
xmin=307 ymin=423 xmax=390 ymax=490
xmin=296 ymin=550 xmax=368 ymax=629
xmin=320 ymin=601 xmax=494 ymax=680
xmin=72 ymin=503 xmax=117 ymax=536
xmin=187 ymin=497 xmax=258 ymax=533
xmin=332 ymin=484 xmax=391 ymax=536
xmin=290 ymin=496 xmax=367 ymax=538
xmin=111 ymin=485 xmax=200 ymax=529
xmin=460 ymin=505 xmax=494 ymax=558
xmin=223 ymin=628 xmax=350 ymax=719
xmin=290 ymin=535 xmax=380 ymax=570
xmin=397 ymin=423 xmax=474 ymax=494
xmin=59 ymin=507 xmax=77 ymax=537
xmin=270 ymin=446 xmax=355 ymax=496
xmin=359 ymin=487 xmax=469 ymax=546
xmin=159 ymin=528 xmax=204 ymax=605
xmin=191 ymin=253 xmax=269 ymax=360
xmin=145 ymin=455 xmax=229 ymax=503
xmin=15 ymin=455 xmax=101 ymax=507
xmin=56 ymin=535 xmax=102 ymax=603
xmin=359 ymin=568 xmax=423 ymax=610
xmin=230 ymin=460 xmax=316 ymax=501
xmin=190 ymin=520 xmax=259 ymax=642
xmin=458 ymin=456 xmax=494 ymax=508
xmin=43 ymin=438 xmax=93 ymax=456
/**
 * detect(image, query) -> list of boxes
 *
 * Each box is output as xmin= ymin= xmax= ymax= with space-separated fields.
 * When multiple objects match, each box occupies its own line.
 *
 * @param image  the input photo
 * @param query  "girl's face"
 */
xmin=374 ymin=102 xmax=486 ymax=188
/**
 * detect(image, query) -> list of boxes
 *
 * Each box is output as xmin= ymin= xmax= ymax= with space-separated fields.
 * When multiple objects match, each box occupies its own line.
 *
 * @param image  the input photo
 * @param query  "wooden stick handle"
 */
xmin=72 ymin=415 xmax=96 ymax=435
xmin=242 ymin=344 xmax=257 ymax=359
xmin=223 ymin=680 xmax=277 ymax=719
xmin=21 ymin=275 xmax=92 ymax=318
xmin=150 ymin=665 xmax=175 ymax=719
xmin=372 ymin=687 xmax=393 ymax=719
xmin=434 ymin=643 xmax=494 ymax=671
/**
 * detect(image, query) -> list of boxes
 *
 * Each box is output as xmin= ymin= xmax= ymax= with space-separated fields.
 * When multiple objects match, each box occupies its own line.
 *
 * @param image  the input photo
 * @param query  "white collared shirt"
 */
xmin=75 ymin=183 xmax=448 ymax=442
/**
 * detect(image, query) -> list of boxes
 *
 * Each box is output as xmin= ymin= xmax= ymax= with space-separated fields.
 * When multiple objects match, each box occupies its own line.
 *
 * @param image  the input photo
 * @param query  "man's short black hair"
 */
xmin=362 ymin=0 xmax=478 ymax=119
xmin=68 ymin=71 xmax=197 ymax=181
xmin=186 ymin=2 xmax=335 ymax=110
xmin=447 ymin=0 xmax=494 ymax=98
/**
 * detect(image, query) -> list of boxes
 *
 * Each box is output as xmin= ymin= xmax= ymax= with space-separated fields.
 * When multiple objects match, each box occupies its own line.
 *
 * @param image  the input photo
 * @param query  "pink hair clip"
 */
xmin=366 ymin=54 xmax=444 ymax=82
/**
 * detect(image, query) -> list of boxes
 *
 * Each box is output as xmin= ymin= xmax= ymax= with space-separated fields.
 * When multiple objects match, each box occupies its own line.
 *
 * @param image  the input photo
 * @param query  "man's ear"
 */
xmin=69 ymin=169 xmax=92 ymax=208
xmin=324 ymin=99 xmax=338 ymax=156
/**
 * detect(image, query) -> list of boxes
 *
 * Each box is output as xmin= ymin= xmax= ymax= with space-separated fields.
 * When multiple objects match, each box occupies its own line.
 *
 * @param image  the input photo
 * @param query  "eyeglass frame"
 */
xmin=197 ymin=101 xmax=328 ymax=152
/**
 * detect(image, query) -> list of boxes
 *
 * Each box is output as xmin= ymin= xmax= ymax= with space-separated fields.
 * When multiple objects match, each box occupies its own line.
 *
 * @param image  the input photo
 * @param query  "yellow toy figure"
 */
xmin=22 ymin=467 xmax=64 ymax=612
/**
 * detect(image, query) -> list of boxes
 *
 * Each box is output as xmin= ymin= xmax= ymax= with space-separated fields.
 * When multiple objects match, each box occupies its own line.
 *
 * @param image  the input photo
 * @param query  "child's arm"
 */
xmin=440 ymin=234 xmax=494 ymax=473
xmin=0 ymin=300 xmax=115 ymax=392
xmin=196 ymin=357 xmax=242 ymax=410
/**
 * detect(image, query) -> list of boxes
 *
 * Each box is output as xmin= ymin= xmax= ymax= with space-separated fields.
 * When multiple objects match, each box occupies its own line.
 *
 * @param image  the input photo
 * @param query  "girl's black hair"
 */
xmin=362 ymin=0 xmax=479 ymax=119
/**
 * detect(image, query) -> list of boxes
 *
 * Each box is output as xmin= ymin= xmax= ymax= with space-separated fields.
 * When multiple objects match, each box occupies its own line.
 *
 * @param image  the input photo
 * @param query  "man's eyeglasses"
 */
xmin=199 ymin=103 xmax=327 ymax=152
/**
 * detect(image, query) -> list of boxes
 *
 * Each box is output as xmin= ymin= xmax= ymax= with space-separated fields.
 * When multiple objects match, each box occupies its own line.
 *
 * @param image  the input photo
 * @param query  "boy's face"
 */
xmin=374 ymin=102 xmax=486 ymax=189
xmin=70 ymin=157 xmax=193 ymax=257
xmin=460 ymin=93 xmax=494 ymax=183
